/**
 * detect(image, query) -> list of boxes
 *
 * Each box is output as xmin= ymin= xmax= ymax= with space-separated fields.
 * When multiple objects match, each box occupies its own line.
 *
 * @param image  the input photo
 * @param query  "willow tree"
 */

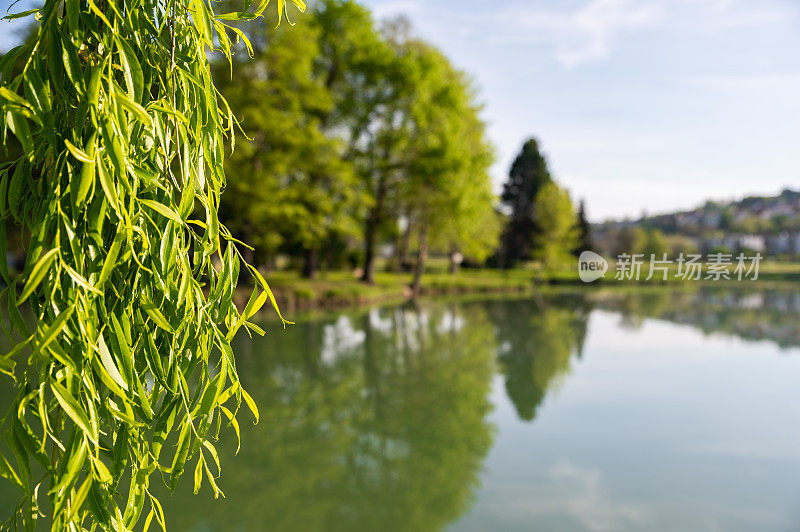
xmin=0 ymin=0 xmax=300 ymax=528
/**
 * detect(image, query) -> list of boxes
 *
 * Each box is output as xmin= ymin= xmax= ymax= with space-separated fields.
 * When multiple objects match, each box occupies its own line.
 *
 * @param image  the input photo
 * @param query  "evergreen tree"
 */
xmin=574 ymin=199 xmax=593 ymax=255
xmin=499 ymin=138 xmax=553 ymax=267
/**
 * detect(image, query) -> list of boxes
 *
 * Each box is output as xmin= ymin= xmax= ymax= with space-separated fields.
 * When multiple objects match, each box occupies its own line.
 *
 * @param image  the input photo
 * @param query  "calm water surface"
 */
xmin=155 ymin=288 xmax=800 ymax=531
xmin=5 ymin=288 xmax=799 ymax=530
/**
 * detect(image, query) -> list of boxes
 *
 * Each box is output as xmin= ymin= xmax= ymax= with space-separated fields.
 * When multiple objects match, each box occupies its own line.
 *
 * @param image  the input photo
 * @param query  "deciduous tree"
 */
xmin=217 ymin=9 xmax=360 ymax=279
xmin=532 ymin=182 xmax=579 ymax=269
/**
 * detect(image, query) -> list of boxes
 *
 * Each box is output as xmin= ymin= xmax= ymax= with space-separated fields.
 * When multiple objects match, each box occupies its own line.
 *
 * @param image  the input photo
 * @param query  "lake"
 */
xmin=151 ymin=287 xmax=800 ymax=531
xmin=3 ymin=287 xmax=800 ymax=530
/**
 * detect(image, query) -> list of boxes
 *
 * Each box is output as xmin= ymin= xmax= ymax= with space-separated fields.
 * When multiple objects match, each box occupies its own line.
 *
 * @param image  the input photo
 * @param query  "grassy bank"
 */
xmin=264 ymin=269 xmax=537 ymax=312
xmin=253 ymin=260 xmax=800 ymax=314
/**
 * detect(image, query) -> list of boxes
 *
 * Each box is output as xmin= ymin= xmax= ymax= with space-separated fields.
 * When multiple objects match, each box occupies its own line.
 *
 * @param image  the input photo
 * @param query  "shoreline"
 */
xmin=246 ymin=267 xmax=800 ymax=315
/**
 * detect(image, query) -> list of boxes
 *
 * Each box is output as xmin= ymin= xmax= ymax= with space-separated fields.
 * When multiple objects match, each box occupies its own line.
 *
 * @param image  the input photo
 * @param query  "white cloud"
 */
xmin=488 ymin=459 xmax=652 ymax=531
xmin=547 ymin=459 xmax=652 ymax=531
xmin=501 ymin=0 xmax=662 ymax=68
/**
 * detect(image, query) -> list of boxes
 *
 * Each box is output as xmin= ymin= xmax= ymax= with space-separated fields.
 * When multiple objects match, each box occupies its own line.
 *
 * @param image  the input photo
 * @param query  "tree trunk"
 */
xmin=302 ymin=248 xmax=319 ymax=279
xmin=361 ymin=218 xmax=377 ymax=284
xmin=396 ymin=218 xmax=412 ymax=272
xmin=361 ymin=177 xmax=387 ymax=284
xmin=410 ymin=222 xmax=429 ymax=297
xmin=389 ymin=231 xmax=402 ymax=272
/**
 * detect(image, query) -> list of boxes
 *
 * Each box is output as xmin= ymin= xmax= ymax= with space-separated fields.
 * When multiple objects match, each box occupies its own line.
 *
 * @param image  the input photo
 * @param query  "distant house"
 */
xmin=739 ymin=235 xmax=766 ymax=253
xmin=704 ymin=234 xmax=765 ymax=254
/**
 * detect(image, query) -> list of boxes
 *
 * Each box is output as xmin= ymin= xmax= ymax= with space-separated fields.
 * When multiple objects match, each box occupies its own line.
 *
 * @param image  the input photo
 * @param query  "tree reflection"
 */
xmin=486 ymin=296 xmax=591 ymax=421
xmin=159 ymin=303 xmax=495 ymax=531
xmin=593 ymin=287 xmax=800 ymax=350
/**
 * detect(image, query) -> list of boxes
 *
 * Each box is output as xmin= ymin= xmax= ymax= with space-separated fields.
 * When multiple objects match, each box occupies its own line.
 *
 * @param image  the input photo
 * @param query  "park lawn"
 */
xmin=249 ymin=260 xmax=800 ymax=314
xmin=260 ymin=268 xmax=537 ymax=312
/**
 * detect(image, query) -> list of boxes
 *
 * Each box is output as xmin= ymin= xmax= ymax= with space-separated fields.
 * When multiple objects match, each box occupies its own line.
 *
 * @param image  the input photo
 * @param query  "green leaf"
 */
xmin=68 ymin=477 xmax=93 ymax=521
xmin=193 ymin=0 xmax=214 ymax=44
xmin=72 ymin=131 xmax=98 ymax=209
xmin=6 ymin=163 xmax=24 ymax=220
xmin=202 ymin=441 xmax=221 ymax=474
xmin=18 ymin=248 xmax=59 ymax=305
xmin=178 ymin=171 xmax=196 ymax=220
xmin=0 ymin=87 xmax=32 ymax=109
xmin=141 ymin=299 xmax=174 ymax=333
xmin=97 ymin=227 xmax=125 ymax=288
xmin=140 ymin=199 xmax=183 ymax=225
xmin=0 ymin=455 xmax=24 ymax=489
xmin=2 ymin=9 xmax=40 ymax=20
xmin=61 ymin=34 xmax=83 ymax=88
xmin=219 ymin=406 xmax=240 ymax=454
xmin=116 ymin=91 xmax=151 ymax=126
xmin=97 ymin=159 xmax=122 ymax=216
xmin=7 ymin=111 xmax=33 ymax=157
xmin=97 ymin=333 xmax=129 ymax=392
xmin=51 ymin=381 xmax=98 ymax=445
xmin=241 ymin=387 xmax=259 ymax=424
xmin=51 ymin=436 xmax=86 ymax=495
xmin=0 ymin=224 xmax=10 ymax=284
xmin=193 ymin=456 xmax=203 ymax=494
xmin=37 ymin=305 xmax=74 ymax=352
xmin=246 ymin=263 xmax=292 ymax=326
xmin=64 ymin=139 xmax=93 ymax=163
xmin=116 ymin=36 xmax=144 ymax=103
xmin=90 ymin=454 xmax=113 ymax=484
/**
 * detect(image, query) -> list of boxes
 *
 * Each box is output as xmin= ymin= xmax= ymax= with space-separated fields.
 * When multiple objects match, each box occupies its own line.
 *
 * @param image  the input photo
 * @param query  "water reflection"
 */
xmin=486 ymin=296 xmax=591 ymax=421
xmin=160 ymin=303 xmax=496 ymax=531
xmin=591 ymin=286 xmax=800 ymax=349
xmin=142 ymin=288 xmax=800 ymax=530
xmin=4 ymin=287 xmax=800 ymax=530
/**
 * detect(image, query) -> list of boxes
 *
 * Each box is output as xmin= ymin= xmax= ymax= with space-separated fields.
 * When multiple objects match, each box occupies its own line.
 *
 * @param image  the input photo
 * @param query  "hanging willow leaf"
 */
xmin=140 ymin=199 xmax=183 ymax=225
xmin=50 ymin=382 xmax=98 ymax=445
xmin=0 ymin=0 xmax=302 ymax=528
xmin=17 ymin=247 xmax=59 ymax=304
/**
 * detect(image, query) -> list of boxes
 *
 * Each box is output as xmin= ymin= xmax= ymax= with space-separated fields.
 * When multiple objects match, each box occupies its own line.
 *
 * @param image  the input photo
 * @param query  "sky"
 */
xmin=359 ymin=0 xmax=800 ymax=221
xmin=2 ymin=0 xmax=800 ymax=221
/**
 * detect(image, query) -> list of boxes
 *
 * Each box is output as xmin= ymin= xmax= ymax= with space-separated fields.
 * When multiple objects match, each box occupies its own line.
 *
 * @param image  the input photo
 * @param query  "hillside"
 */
xmin=593 ymin=189 xmax=800 ymax=257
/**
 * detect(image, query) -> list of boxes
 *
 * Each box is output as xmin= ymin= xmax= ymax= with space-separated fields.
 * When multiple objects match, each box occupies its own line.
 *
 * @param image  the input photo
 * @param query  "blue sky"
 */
xmin=3 ymin=0 xmax=800 ymax=220
xmin=360 ymin=0 xmax=800 ymax=221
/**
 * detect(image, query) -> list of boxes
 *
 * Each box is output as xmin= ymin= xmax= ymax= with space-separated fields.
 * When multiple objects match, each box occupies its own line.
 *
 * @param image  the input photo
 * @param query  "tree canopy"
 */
xmin=217 ymin=7 xmax=361 ymax=278
xmin=214 ymin=2 xmax=498 ymax=284
xmin=533 ymin=181 xmax=579 ymax=269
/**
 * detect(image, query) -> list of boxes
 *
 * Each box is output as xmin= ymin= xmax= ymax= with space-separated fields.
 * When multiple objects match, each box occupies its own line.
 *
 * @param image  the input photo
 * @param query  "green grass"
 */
xmin=260 ymin=268 xmax=537 ymax=311
xmin=251 ymin=260 xmax=800 ymax=313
